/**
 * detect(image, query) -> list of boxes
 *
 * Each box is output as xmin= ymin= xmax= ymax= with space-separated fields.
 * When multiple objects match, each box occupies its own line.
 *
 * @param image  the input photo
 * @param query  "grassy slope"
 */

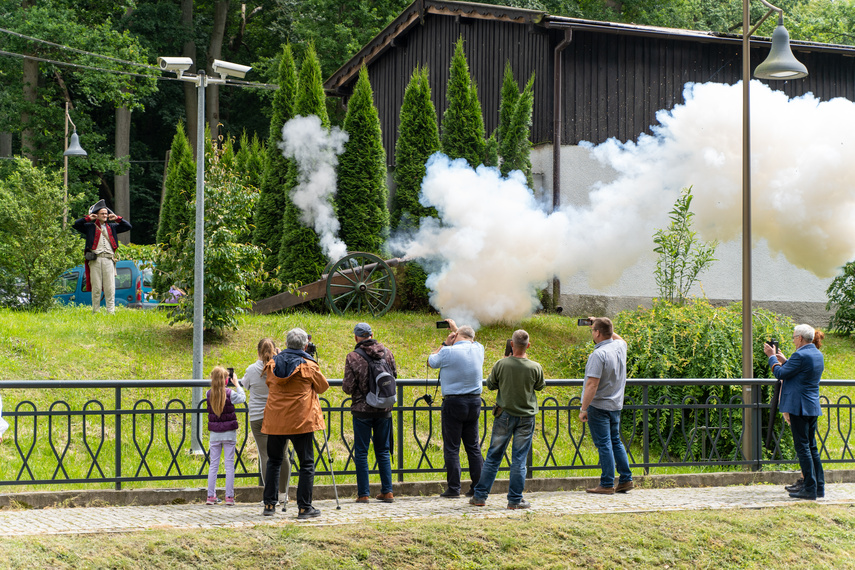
xmin=1 ymin=306 xmax=851 ymax=381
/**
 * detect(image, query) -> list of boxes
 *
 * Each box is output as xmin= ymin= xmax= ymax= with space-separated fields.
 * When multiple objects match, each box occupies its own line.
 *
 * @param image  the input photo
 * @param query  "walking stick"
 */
xmin=319 ymin=426 xmax=341 ymax=510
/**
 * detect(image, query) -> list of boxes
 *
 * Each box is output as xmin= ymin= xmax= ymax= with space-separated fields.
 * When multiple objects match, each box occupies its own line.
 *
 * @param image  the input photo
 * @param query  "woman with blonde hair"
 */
xmin=206 ymin=365 xmax=246 ymax=505
xmin=241 ymin=338 xmax=290 ymax=505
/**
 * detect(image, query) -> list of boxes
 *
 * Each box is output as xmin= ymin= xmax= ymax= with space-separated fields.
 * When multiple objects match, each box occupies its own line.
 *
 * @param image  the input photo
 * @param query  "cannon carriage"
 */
xmin=251 ymin=252 xmax=404 ymax=317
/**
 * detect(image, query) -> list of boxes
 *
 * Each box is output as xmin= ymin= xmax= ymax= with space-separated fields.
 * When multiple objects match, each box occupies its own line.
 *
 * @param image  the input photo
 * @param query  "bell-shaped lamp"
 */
xmin=64 ymin=129 xmax=88 ymax=157
xmin=754 ymin=18 xmax=808 ymax=80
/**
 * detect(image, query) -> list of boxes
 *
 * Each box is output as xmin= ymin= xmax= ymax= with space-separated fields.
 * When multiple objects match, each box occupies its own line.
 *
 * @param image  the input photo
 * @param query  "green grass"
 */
xmin=0 ymin=307 xmax=853 ymax=492
xmin=2 ymin=504 xmax=855 ymax=568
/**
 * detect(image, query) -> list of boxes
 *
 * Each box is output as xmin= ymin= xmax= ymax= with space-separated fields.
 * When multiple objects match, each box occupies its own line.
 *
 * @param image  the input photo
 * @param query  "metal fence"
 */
xmin=0 ymin=379 xmax=852 ymax=490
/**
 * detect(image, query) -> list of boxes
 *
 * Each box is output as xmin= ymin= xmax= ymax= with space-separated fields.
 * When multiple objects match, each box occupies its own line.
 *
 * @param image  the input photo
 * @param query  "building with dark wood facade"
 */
xmin=324 ymin=0 xmax=855 ymax=322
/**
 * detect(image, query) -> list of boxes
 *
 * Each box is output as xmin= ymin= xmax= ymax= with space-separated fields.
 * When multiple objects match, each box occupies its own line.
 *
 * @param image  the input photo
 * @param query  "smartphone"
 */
xmin=504 ymin=339 xmax=513 ymax=357
xmin=577 ymin=318 xmax=593 ymax=326
xmin=436 ymin=321 xmax=450 ymax=329
xmin=768 ymin=338 xmax=778 ymax=353
xmin=226 ymin=367 xmax=235 ymax=386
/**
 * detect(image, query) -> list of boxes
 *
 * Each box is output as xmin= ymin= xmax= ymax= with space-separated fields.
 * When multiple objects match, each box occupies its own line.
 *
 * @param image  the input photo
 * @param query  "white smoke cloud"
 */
xmin=279 ymin=115 xmax=349 ymax=261
xmin=398 ymin=81 xmax=855 ymax=327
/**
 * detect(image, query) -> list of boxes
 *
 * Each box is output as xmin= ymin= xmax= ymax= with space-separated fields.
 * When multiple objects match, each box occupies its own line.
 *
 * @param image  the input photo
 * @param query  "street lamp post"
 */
xmin=157 ymin=56 xmax=252 ymax=452
xmin=741 ymin=0 xmax=807 ymax=466
xmin=62 ymin=102 xmax=87 ymax=229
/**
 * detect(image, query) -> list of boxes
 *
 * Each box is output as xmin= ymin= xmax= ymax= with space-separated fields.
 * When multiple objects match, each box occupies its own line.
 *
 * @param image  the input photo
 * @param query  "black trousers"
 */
xmin=441 ymin=396 xmax=484 ymax=494
xmin=263 ymin=432 xmax=315 ymax=509
xmin=789 ymin=414 xmax=824 ymax=496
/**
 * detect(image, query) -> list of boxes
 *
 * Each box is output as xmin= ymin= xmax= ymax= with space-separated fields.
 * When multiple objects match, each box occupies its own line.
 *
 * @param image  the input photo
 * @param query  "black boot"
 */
xmin=784 ymin=478 xmax=804 ymax=493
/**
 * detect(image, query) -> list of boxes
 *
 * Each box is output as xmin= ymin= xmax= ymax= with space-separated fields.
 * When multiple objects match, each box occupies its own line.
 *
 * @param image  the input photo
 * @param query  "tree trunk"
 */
xmin=0 ymin=133 xmax=11 ymax=157
xmin=207 ymin=1 xmax=230 ymax=144
xmin=115 ymin=105 xmax=132 ymax=243
xmin=182 ymin=0 xmax=198 ymax=159
xmin=21 ymin=58 xmax=38 ymax=161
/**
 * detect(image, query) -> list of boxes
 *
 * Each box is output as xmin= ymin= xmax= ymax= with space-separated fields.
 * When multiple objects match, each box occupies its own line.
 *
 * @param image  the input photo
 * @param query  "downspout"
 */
xmin=552 ymin=27 xmax=573 ymax=309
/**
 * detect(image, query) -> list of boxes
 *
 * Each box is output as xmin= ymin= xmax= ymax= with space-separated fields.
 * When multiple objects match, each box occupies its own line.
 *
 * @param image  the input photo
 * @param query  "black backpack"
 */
xmin=355 ymin=347 xmax=397 ymax=408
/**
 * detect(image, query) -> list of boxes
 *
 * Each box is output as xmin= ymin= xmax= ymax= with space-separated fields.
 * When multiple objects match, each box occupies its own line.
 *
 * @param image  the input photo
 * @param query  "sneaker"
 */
xmin=440 ymin=489 xmax=461 ymax=498
xmin=355 ymin=496 xmax=370 ymax=503
xmin=376 ymin=492 xmax=394 ymax=503
xmin=262 ymin=503 xmax=275 ymax=516
xmin=224 ymin=497 xmax=235 ymax=506
xmin=615 ymin=481 xmax=634 ymax=493
xmin=297 ymin=506 xmax=321 ymax=520
xmin=206 ymin=496 xmax=220 ymax=505
xmin=586 ymin=486 xmax=615 ymax=495
xmin=469 ymin=497 xmax=486 ymax=507
xmin=507 ymin=499 xmax=531 ymax=510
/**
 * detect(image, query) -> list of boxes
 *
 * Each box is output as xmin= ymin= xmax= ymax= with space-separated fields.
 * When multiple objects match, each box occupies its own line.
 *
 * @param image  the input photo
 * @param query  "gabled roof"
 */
xmin=324 ymin=0 xmax=548 ymax=96
xmin=324 ymin=0 xmax=855 ymax=96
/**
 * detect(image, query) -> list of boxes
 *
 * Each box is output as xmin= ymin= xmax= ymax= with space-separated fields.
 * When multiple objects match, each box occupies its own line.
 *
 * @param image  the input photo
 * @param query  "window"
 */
xmin=115 ymin=267 xmax=132 ymax=290
xmin=59 ymin=272 xmax=80 ymax=294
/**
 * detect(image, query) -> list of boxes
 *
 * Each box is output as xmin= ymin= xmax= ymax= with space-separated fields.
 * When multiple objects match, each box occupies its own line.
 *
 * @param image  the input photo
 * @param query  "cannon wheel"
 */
xmin=325 ymin=252 xmax=397 ymax=316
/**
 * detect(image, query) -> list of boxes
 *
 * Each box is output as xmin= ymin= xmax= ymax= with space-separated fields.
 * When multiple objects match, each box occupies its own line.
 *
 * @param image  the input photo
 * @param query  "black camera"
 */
xmin=767 ymin=338 xmax=778 ymax=353
xmin=306 ymin=334 xmax=317 ymax=358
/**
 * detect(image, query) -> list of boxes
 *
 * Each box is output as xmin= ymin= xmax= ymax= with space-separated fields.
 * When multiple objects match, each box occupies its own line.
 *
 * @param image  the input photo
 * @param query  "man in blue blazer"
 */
xmin=764 ymin=324 xmax=825 ymax=500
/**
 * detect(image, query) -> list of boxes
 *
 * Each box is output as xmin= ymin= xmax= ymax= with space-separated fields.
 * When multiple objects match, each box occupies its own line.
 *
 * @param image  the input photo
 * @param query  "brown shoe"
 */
xmin=586 ymin=486 xmax=615 ymax=495
xmin=355 ymin=496 xmax=370 ymax=503
xmin=615 ymin=481 xmax=634 ymax=493
xmin=376 ymin=492 xmax=394 ymax=503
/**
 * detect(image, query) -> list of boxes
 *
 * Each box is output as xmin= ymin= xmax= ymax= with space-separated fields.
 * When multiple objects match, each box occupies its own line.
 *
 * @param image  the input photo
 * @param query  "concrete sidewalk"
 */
xmin=1 ymin=483 xmax=853 ymax=536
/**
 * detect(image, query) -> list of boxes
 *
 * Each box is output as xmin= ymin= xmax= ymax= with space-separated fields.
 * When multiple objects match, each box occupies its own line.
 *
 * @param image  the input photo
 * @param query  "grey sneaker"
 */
xmin=507 ymin=499 xmax=531 ymax=510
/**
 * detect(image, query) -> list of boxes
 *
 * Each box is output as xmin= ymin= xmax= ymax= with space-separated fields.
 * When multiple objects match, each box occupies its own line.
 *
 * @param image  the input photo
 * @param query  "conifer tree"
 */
xmin=392 ymin=66 xmax=439 ymax=231
xmin=279 ymin=43 xmax=331 ymax=286
xmin=393 ymin=66 xmax=441 ymax=310
xmin=441 ymin=37 xmax=485 ymax=168
xmin=253 ymin=45 xmax=298 ymax=299
xmin=156 ymin=122 xmax=195 ymax=244
xmin=336 ymin=66 xmax=388 ymax=253
xmin=497 ymin=61 xmax=519 ymax=147
xmin=499 ymin=73 xmax=535 ymax=188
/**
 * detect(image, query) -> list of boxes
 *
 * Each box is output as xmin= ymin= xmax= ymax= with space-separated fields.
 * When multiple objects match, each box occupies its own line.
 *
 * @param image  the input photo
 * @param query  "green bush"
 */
xmin=826 ymin=260 xmax=855 ymax=336
xmin=567 ymin=299 xmax=797 ymax=461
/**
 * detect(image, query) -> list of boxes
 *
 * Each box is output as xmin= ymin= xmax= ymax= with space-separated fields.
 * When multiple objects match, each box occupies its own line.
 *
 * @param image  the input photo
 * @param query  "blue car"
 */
xmin=55 ymin=260 xmax=159 ymax=309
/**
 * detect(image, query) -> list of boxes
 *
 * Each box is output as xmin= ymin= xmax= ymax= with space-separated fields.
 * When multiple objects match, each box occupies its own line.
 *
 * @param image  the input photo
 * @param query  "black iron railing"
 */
xmin=0 ymin=379 xmax=852 ymax=490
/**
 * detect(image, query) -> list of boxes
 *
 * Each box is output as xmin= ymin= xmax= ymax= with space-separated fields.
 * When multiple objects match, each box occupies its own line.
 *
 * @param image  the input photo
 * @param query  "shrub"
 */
xmin=826 ymin=260 xmax=855 ymax=336
xmin=567 ymin=299 xmax=797 ymax=461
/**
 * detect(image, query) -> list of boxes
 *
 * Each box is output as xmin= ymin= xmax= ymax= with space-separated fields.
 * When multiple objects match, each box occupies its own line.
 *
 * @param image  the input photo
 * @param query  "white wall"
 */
xmin=530 ymin=144 xmax=834 ymax=324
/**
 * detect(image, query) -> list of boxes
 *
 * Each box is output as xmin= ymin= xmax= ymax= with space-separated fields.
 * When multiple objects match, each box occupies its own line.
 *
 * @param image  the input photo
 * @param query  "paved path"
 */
xmin=1 ymin=483 xmax=854 ymax=536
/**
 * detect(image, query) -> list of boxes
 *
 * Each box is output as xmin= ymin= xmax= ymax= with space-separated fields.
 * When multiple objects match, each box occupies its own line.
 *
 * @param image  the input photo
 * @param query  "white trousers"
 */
xmin=89 ymin=256 xmax=116 ymax=313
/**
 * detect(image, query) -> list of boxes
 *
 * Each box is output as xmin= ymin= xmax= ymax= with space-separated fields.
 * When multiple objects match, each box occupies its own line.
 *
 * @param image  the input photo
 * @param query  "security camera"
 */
xmin=211 ymin=59 xmax=252 ymax=79
xmin=157 ymin=57 xmax=194 ymax=76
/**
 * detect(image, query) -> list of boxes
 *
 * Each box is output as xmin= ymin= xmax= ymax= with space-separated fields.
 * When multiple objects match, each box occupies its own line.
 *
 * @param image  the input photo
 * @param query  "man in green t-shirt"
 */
xmin=469 ymin=329 xmax=545 ymax=509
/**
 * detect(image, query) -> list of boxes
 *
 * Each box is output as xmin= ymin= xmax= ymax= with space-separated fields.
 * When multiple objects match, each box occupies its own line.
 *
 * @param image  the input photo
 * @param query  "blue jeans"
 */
xmin=473 ymin=413 xmax=535 ymax=504
xmin=587 ymin=405 xmax=633 ymax=488
xmin=789 ymin=414 xmax=824 ymax=497
xmin=441 ymin=396 xmax=484 ymax=494
xmin=352 ymin=416 xmax=393 ymax=497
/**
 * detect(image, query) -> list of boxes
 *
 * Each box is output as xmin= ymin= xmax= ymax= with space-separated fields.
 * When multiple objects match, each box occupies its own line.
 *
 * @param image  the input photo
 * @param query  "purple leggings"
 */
xmin=207 ymin=440 xmax=236 ymax=498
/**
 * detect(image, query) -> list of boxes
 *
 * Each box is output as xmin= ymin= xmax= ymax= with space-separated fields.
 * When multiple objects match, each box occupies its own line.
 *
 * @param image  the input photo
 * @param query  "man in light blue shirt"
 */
xmin=428 ymin=319 xmax=484 ymax=498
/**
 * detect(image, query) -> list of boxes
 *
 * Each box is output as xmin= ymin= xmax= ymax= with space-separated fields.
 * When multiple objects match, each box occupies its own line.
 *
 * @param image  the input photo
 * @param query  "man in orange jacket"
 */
xmin=261 ymin=327 xmax=329 ymax=519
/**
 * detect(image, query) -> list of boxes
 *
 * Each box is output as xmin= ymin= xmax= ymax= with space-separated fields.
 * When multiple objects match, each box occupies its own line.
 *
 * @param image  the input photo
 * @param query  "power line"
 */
xmin=0 ymin=26 xmax=160 ymax=71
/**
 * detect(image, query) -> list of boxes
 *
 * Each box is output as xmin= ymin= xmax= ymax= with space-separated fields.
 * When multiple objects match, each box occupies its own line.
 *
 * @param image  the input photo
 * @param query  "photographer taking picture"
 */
xmin=428 ymin=319 xmax=484 ymax=498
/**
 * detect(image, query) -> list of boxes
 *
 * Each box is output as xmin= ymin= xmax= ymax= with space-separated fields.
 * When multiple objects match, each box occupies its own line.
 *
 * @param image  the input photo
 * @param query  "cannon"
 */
xmin=252 ymin=252 xmax=404 ymax=317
